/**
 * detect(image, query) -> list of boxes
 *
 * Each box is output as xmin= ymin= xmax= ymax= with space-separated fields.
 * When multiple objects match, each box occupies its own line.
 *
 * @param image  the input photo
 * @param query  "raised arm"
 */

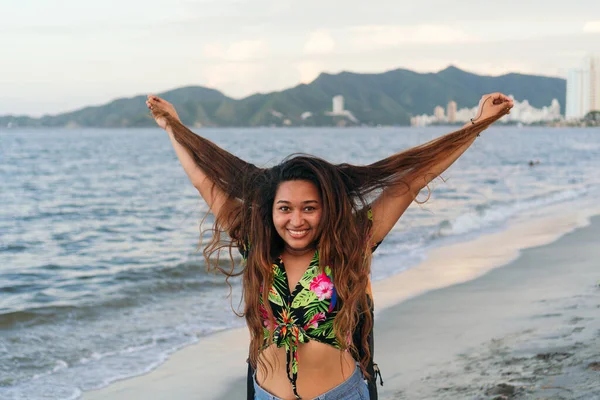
xmin=147 ymin=95 xmax=255 ymax=222
xmin=370 ymin=93 xmax=514 ymax=243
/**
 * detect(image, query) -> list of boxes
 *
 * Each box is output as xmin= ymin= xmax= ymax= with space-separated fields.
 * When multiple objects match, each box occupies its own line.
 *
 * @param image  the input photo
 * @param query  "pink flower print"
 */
xmin=259 ymin=304 xmax=272 ymax=328
xmin=309 ymin=273 xmax=333 ymax=301
xmin=304 ymin=312 xmax=326 ymax=330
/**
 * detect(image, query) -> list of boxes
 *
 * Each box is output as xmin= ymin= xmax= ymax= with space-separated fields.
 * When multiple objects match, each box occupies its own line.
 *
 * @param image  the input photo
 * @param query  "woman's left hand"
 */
xmin=473 ymin=92 xmax=514 ymax=122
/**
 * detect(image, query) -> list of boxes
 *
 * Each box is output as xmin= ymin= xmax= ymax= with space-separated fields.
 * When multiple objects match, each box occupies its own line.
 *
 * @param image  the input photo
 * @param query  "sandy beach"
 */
xmin=83 ymin=208 xmax=600 ymax=400
xmin=372 ymin=214 xmax=600 ymax=399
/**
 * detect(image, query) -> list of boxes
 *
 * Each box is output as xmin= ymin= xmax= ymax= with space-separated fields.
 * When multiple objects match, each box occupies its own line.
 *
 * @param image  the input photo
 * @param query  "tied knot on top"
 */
xmin=272 ymin=320 xmax=309 ymax=399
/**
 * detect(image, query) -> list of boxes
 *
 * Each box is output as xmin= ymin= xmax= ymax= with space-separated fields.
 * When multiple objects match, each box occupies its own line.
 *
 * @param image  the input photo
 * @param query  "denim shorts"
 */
xmin=253 ymin=363 xmax=369 ymax=400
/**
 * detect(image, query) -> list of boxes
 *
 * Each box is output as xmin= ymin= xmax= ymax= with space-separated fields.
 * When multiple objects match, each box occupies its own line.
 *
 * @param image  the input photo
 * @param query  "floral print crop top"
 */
xmin=239 ymin=209 xmax=381 ymax=399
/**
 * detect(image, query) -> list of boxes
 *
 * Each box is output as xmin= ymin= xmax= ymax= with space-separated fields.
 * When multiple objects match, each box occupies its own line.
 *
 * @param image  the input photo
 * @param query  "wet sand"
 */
xmin=375 ymin=215 xmax=600 ymax=399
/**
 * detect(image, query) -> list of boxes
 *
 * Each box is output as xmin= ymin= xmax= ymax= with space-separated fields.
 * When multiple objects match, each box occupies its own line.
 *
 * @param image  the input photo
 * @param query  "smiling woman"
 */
xmin=273 ymin=179 xmax=323 ymax=253
xmin=146 ymin=92 xmax=512 ymax=399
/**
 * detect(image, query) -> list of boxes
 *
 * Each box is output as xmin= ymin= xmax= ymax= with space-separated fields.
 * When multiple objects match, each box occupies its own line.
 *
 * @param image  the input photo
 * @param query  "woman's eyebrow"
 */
xmin=275 ymin=200 xmax=319 ymax=204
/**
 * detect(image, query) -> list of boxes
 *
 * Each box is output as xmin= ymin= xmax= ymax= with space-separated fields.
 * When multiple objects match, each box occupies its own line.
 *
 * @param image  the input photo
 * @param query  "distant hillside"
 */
xmin=0 ymin=66 xmax=566 ymax=127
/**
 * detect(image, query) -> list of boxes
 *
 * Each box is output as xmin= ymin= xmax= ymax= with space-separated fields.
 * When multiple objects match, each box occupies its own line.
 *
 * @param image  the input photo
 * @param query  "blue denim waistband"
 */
xmin=253 ymin=363 xmax=367 ymax=400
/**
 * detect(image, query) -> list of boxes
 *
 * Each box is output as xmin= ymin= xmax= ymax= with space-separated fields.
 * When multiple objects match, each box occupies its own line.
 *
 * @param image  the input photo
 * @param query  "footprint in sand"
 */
xmin=532 ymin=313 xmax=563 ymax=319
xmin=569 ymin=316 xmax=585 ymax=324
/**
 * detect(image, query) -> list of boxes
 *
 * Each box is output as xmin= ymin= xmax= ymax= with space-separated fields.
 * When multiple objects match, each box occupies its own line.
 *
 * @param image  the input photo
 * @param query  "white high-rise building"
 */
xmin=566 ymin=69 xmax=584 ymax=120
xmin=326 ymin=95 xmax=358 ymax=123
xmin=447 ymin=101 xmax=457 ymax=123
xmin=332 ymin=95 xmax=344 ymax=114
xmin=566 ymin=55 xmax=600 ymax=120
xmin=434 ymin=106 xmax=445 ymax=121
xmin=588 ymin=55 xmax=600 ymax=112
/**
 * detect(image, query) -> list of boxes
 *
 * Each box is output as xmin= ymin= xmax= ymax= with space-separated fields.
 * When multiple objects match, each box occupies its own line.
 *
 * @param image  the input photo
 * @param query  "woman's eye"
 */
xmin=279 ymin=206 xmax=290 ymax=212
xmin=304 ymin=207 xmax=315 ymax=211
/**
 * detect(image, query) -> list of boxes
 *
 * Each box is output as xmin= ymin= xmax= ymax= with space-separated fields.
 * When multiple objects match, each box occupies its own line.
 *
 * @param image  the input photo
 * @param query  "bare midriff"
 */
xmin=255 ymin=340 xmax=357 ymax=400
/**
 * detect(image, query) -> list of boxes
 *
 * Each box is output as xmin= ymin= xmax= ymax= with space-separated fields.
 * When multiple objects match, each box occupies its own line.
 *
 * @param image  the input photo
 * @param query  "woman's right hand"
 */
xmin=146 ymin=95 xmax=181 ymax=130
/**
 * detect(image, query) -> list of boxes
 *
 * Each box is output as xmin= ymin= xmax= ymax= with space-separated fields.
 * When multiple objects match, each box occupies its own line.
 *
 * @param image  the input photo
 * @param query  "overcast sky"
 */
xmin=2 ymin=0 xmax=600 ymax=116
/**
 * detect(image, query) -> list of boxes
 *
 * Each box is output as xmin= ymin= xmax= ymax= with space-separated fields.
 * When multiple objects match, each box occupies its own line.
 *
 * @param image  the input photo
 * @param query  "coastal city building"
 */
xmin=507 ymin=98 xmax=561 ymax=124
xmin=590 ymin=56 xmax=600 ymax=113
xmin=325 ymin=95 xmax=358 ymax=123
xmin=332 ymin=95 xmax=344 ymax=114
xmin=567 ymin=69 xmax=585 ymax=120
xmin=434 ymin=106 xmax=445 ymax=122
xmin=447 ymin=101 xmax=457 ymax=123
xmin=566 ymin=55 xmax=600 ymax=120
xmin=455 ymin=104 xmax=479 ymax=123
xmin=411 ymin=96 xmax=561 ymax=127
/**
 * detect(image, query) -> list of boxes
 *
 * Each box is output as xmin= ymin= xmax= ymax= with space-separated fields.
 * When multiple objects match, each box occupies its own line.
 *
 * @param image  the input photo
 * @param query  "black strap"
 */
xmin=247 ymin=358 xmax=255 ymax=400
xmin=365 ymin=332 xmax=378 ymax=400
xmin=356 ymin=300 xmax=382 ymax=400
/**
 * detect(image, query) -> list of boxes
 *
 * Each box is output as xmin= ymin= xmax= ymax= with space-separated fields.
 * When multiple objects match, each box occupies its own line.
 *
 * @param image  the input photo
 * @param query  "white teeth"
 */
xmin=288 ymin=229 xmax=308 ymax=236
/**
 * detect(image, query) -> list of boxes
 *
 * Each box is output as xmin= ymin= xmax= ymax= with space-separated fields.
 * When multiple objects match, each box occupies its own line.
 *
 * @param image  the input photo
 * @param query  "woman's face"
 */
xmin=272 ymin=180 xmax=322 ymax=252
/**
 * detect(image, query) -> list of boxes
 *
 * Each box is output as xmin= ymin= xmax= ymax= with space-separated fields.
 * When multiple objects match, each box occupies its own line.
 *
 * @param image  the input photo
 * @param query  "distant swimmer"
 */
xmin=528 ymin=160 xmax=541 ymax=167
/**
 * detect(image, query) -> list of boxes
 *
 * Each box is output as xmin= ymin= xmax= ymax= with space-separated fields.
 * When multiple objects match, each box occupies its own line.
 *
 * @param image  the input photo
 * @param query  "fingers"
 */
xmin=147 ymin=94 xmax=161 ymax=102
xmin=484 ymin=93 xmax=501 ymax=104
xmin=146 ymin=99 xmax=155 ymax=111
xmin=146 ymin=96 xmax=163 ymax=111
xmin=483 ymin=92 xmax=513 ymax=110
xmin=493 ymin=93 xmax=512 ymax=103
xmin=483 ymin=92 xmax=510 ymax=102
xmin=492 ymin=95 xmax=504 ymax=106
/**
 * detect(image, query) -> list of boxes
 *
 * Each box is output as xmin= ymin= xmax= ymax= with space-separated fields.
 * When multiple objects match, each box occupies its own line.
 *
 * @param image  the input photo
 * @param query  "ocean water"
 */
xmin=1 ymin=126 xmax=599 ymax=399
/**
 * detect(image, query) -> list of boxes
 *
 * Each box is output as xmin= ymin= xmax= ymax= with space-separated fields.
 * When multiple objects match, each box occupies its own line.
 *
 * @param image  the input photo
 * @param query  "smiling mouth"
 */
xmin=287 ymin=229 xmax=310 ymax=239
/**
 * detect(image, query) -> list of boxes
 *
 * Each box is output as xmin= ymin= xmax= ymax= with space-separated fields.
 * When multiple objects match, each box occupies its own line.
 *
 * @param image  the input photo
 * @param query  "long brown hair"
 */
xmin=152 ymin=109 xmax=508 ymax=379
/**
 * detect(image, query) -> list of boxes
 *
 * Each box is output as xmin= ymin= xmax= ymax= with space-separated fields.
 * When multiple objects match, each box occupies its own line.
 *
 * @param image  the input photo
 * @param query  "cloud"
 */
xmin=583 ymin=21 xmax=600 ymax=33
xmin=296 ymin=61 xmax=323 ymax=83
xmin=200 ymin=61 xmax=300 ymax=98
xmin=446 ymin=60 xmax=535 ymax=76
xmin=350 ymin=24 xmax=476 ymax=49
xmin=203 ymin=62 xmax=262 ymax=89
xmin=203 ymin=39 xmax=269 ymax=61
xmin=304 ymin=29 xmax=336 ymax=55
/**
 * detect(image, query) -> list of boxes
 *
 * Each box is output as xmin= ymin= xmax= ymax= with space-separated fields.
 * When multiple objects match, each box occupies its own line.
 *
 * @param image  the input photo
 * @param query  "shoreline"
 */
xmin=373 ymin=201 xmax=599 ymax=311
xmin=82 ymin=204 xmax=600 ymax=400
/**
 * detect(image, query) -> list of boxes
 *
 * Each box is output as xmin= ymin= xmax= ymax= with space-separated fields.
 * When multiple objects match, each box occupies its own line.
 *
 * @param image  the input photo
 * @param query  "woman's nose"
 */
xmin=290 ymin=211 xmax=304 ymax=226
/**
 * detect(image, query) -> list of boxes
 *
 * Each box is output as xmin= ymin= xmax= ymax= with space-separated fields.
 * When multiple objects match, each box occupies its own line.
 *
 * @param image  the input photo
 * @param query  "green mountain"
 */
xmin=0 ymin=66 xmax=566 ymax=128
